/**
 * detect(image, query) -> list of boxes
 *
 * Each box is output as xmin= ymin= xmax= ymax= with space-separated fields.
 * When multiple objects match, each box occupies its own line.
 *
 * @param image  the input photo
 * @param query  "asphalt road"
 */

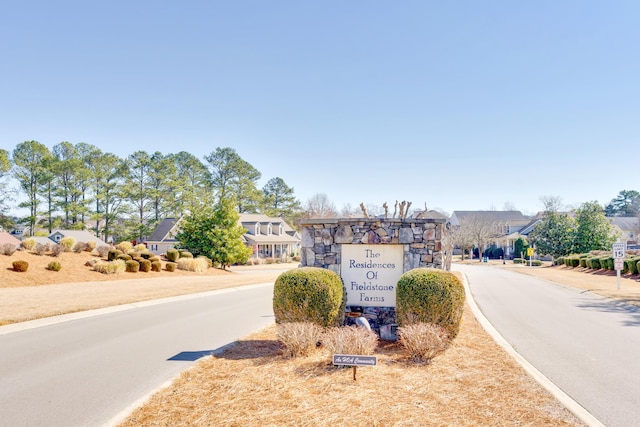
xmin=454 ymin=264 xmax=640 ymax=427
xmin=0 ymin=282 xmax=276 ymax=427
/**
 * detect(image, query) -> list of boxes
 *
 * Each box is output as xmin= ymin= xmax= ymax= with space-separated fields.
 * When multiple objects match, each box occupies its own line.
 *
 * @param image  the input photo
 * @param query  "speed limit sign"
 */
xmin=612 ymin=243 xmax=626 ymax=259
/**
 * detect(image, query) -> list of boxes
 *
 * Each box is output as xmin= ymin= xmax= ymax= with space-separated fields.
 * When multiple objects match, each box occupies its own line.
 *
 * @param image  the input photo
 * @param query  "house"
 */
xmin=144 ymin=214 xmax=301 ymax=259
xmin=239 ymin=214 xmax=300 ymax=259
xmin=449 ymin=210 xmax=532 ymax=258
xmin=607 ymin=217 xmax=640 ymax=247
xmin=47 ymin=230 xmax=109 ymax=248
xmin=145 ymin=217 xmax=183 ymax=255
xmin=0 ymin=232 xmax=21 ymax=249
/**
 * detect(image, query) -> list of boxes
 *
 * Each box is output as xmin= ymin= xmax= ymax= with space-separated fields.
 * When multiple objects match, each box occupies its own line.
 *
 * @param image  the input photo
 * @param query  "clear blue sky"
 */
xmin=1 ymin=1 xmax=638 ymax=217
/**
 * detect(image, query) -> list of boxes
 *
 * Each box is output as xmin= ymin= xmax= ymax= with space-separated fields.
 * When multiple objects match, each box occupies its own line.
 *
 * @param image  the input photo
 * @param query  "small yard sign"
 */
xmin=333 ymin=354 xmax=377 ymax=367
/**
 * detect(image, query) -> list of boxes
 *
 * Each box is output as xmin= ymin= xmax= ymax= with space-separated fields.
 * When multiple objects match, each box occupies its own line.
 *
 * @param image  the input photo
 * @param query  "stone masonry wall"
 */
xmin=298 ymin=216 xmax=445 ymax=338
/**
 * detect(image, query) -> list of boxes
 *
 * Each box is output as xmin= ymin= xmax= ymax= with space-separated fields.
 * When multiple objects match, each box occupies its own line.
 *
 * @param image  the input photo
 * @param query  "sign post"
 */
xmin=612 ymin=242 xmax=626 ymax=291
xmin=527 ymin=247 xmax=534 ymax=267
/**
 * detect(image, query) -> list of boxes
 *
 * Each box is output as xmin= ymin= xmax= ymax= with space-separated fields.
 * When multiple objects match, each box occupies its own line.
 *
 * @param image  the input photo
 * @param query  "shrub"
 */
xmin=579 ymin=258 xmax=587 ymax=268
xmin=140 ymin=252 xmax=152 ymax=259
xmin=139 ymin=259 xmax=152 ymax=272
xmin=108 ymin=249 xmax=123 ymax=261
xmin=59 ymin=237 xmax=76 ymax=252
xmin=179 ymin=250 xmax=193 ymax=258
xmin=12 ymin=260 xmax=29 ymax=272
xmin=51 ymin=244 xmax=64 ymax=257
xmin=637 ymin=260 xmax=640 ymax=276
xmin=177 ymin=257 xmax=208 ymax=272
xmin=134 ymin=243 xmax=147 ymax=252
xmin=116 ymin=241 xmax=133 ymax=252
xmin=198 ymin=256 xmax=212 ymax=269
xmin=73 ymin=242 xmax=89 ymax=253
xmin=151 ymin=261 xmax=162 ymax=272
xmin=398 ymin=323 xmax=450 ymax=363
xmin=166 ymin=249 xmax=180 ymax=262
xmin=165 ymin=262 xmax=177 ymax=272
xmin=625 ymin=257 xmax=639 ymax=275
xmin=149 ymin=256 xmax=160 ymax=262
xmin=125 ymin=260 xmax=140 ymax=272
xmin=273 ymin=267 xmax=346 ymax=328
xmin=277 ymin=322 xmax=324 ymax=357
xmin=565 ymin=257 xmax=580 ymax=268
xmin=512 ymin=258 xmax=524 ymax=264
xmin=530 ymin=260 xmax=543 ymax=267
xmin=602 ymin=257 xmax=614 ymax=270
xmin=34 ymin=243 xmax=49 ymax=256
xmin=555 ymin=257 xmax=565 ymax=266
xmin=21 ymin=238 xmax=37 ymax=251
xmin=47 ymin=261 xmax=62 ymax=271
xmin=116 ymin=254 xmax=132 ymax=262
xmin=396 ymin=268 xmax=465 ymax=338
xmin=2 ymin=243 xmax=17 ymax=256
xmin=96 ymin=245 xmax=111 ymax=258
xmin=590 ymin=257 xmax=601 ymax=269
xmin=86 ymin=241 xmax=97 ymax=252
xmin=85 ymin=259 xmax=98 ymax=267
xmin=94 ymin=259 xmax=126 ymax=274
xmin=321 ymin=325 xmax=378 ymax=356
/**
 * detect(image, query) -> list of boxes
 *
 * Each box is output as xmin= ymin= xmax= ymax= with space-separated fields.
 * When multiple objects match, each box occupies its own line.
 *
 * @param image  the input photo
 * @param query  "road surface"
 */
xmin=455 ymin=264 xmax=640 ymax=427
xmin=0 ymin=283 xmax=275 ymax=427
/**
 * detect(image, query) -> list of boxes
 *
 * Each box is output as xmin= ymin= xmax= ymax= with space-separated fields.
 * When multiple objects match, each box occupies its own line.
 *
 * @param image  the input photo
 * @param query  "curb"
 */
xmin=459 ymin=272 xmax=605 ymax=427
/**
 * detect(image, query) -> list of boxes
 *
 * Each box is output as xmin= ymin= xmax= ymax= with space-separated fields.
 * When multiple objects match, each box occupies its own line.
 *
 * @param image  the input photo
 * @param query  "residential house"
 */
xmin=449 ymin=210 xmax=532 ymax=258
xmin=48 ymin=230 xmax=109 ymax=247
xmin=607 ymin=217 xmax=640 ymax=247
xmin=144 ymin=214 xmax=301 ymax=259
xmin=239 ymin=214 xmax=300 ymax=259
xmin=145 ymin=217 xmax=183 ymax=255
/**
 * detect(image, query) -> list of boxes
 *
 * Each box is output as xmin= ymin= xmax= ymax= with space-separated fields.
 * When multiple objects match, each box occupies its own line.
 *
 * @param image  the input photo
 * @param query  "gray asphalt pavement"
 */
xmin=0 ymin=283 xmax=275 ymax=427
xmin=454 ymin=264 xmax=640 ymax=427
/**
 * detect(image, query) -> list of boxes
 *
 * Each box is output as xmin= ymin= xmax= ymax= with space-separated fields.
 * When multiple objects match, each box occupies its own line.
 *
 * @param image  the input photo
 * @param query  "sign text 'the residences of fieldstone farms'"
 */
xmin=341 ymin=244 xmax=404 ymax=307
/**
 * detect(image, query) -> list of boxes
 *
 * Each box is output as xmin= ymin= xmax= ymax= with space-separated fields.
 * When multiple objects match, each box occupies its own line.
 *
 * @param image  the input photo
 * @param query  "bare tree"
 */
xmin=302 ymin=193 xmax=337 ymax=218
xmin=460 ymin=215 xmax=497 ymax=261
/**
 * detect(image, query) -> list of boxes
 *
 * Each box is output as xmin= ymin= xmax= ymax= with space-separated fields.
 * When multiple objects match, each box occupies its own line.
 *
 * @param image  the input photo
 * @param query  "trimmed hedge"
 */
xmin=47 ymin=261 xmax=62 ymax=271
xmin=165 ymin=262 xmax=177 ymax=272
xmin=139 ymin=259 xmax=152 ymax=272
xmin=273 ymin=267 xmax=346 ymax=327
xmin=125 ymin=260 xmax=140 ymax=272
xmin=396 ymin=268 xmax=465 ymax=338
xmin=166 ymin=249 xmax=180 ymax=262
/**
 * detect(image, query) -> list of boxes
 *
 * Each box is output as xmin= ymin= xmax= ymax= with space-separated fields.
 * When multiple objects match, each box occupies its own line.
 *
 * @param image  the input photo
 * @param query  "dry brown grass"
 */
xmin=119 ymin=305 xmax=582 ymax=427
xmin=0 ymin=250 xmax=296 ymax=325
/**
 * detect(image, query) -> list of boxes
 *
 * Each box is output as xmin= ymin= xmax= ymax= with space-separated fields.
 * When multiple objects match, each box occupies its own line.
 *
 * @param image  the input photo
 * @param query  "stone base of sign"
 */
xmin=298 ymin=215 xmax=446 ymax=338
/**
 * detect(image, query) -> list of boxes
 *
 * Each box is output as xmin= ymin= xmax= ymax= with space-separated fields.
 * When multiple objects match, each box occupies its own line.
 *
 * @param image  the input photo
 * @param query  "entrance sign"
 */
xmin=341 ymin=244 xmax=404 ymax=307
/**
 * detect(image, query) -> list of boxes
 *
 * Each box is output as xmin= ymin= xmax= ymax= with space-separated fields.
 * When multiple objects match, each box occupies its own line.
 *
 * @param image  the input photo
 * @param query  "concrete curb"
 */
xmin=459 ymin=272 xmax=605 ymax=427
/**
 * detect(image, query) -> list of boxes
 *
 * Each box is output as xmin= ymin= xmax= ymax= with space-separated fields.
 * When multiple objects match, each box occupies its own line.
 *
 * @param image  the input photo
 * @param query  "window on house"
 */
xmin=255 ymin=223 xmax=260 ymax=235
xmin=267 ymin=224 xmax=272 ymax=235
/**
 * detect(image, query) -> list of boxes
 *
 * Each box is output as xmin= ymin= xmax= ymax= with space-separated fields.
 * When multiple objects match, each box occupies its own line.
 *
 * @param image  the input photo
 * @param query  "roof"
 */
xmin=450 ymin=210 xmax=530 ymax=227
xmin=608 ymin=217 xmax=640 ymax=231
xmin=147 ymin=218 xmax=181 ymax=242
xmin=49 ymin=230 xmax=108 ymax=246
xmin=0 ymin=232 xmax=20 ymax=246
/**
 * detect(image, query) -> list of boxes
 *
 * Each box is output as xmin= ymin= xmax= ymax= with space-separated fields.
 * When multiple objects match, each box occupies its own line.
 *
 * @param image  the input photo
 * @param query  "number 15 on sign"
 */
xmin=612 ymin=243 xmax=626 ymax=259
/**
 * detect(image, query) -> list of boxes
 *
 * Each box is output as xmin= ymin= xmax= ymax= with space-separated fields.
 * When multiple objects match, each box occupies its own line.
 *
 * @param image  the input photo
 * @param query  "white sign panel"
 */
xmin=612 ymin=243 xmax=626 ymax=259
xmin=614 ymin=258 xmax=624 ymax=271
xmin=340 ymin=244 xmax=404 ymax=307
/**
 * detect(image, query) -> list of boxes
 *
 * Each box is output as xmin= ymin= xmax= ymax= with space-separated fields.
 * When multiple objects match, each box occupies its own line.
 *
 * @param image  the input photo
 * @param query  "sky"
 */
xmin=1 ymin=1 xmax=638 ymax=217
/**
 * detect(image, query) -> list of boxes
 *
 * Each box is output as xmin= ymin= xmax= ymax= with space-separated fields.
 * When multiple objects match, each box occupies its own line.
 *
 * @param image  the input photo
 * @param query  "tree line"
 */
xmin=0 ymin=141 xmax=302 ymax=242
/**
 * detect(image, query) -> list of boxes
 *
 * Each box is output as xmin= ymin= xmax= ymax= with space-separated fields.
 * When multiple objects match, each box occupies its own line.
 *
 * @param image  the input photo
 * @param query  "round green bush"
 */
xmin=165 ymin=262 xmax=177 ymax=272
xmin=273 ymin=267 xmax=346 ymax=327
xmin=108 ymin=249 xmax=123 ymax=261
xmin=179 ymin=250 xmax=193 ymax=258
xmin=116 ymin=254 xmax=132 ymax=262
xmin=139 ymin=259 xmax=152 ymax=272
xmin=396 ymin=268 xmax=465 ymax=338
xmin=166 ymin=249 xmax=180 ymax=262
xmin=151 ymin=261 xmax=162 ymax=272
xmin=125 ymin=260 xmax=140 ymax=273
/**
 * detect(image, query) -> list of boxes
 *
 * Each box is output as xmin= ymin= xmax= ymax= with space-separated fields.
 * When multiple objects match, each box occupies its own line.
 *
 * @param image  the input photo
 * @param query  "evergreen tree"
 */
xmin=262 ymin=177 xmax=301 ymax=221
xmin=12 ymin=141 xmax=52 ymax=235
xmin=176 ymin=199 xmax=252 ymax=269
xmin=573 ymin=201 xmax=618 ymax=253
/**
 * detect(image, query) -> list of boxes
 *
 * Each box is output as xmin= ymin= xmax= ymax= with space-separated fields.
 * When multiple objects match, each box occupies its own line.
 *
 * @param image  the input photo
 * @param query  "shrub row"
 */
xmin=559 ymin=253 xmax=640 ymax=274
